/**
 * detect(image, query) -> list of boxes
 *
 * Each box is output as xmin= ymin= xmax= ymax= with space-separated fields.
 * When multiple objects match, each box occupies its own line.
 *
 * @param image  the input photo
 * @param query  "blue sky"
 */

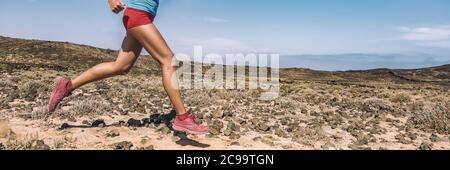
xmin=1 ymin=0 xmax=450 ymax=70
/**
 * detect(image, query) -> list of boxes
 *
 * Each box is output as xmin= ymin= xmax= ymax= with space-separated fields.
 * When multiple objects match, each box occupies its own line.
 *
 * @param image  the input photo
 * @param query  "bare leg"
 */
xmin=127 ymin=24 xmax=187 ymax=115
xmin=71 ymin=33 xmax=143 ymax=89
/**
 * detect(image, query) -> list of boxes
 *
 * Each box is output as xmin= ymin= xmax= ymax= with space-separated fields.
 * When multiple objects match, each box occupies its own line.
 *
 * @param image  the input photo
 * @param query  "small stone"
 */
xmin=275 ymin=129 xmax=288 ymax=138
xmin=119 ymin=109 xmax=129 ymax=115
xmin=156 ymin=124 xmax=171 ymax=134
xmin=286 ymin=123 xmax=297 ymax=132
xmin=330 ymin=123 xmax=337 ymax=129
xmin=430 ymin=133 xmax=440 ymax=142
xmin=82 ymin=120 xmax=90 ymax=125
xmin=230 ymin=141 xmax=240 ymax=146
xmin=227 ymin=122 xmax=240 ymax=132
xmin=408 ymin=133 xmax=418 ymax=140
xmin=321 ymin=142 xmax=336 ymax=150
xmin=224 ymin=112 xmax=233 ymax=117
xmin=106 ymin=130 xmax=120 ymax=138
xmin=111 ymin=120 xmax=126 ymax=127
xmin=127 ymin=118 xmax=142 ymax=127
xmin=257 ymin=123 xmax=270 ymax=132
xmin=355 ymin=134 xmax=370 ymax=145
xmin=209 ymin=120 xmax=224 ymax=135
xmin=142 ymin=118 xmax=151 ymax=126
xmin=67 ymin=116 xmax=77 ymax=122
xmin=348 ymin=144 xmax=372 ymax=150
xmin=252 ymin=136 xmax=262 ymax=142
xmin=30 ymin=140 xmax=50 ymax=150
xmin=223 ymin=128 xmax=232 ymax=136
xmin=261 ymin=138 xmax=275 ymax=147
xmin=137 ymin=145 xmax=154 ymax=150
xmin=230 ymin=132 xmax=240 ymax=140
xmin=212 ymin=110 xmax=224 ymax=119
xmin=92 ymin=119 xmax=106 ymax=128
xmin=419 ymin=142 xmax=433 ymax=150
xmin=111 ymin=141 xmax=133 ymax=150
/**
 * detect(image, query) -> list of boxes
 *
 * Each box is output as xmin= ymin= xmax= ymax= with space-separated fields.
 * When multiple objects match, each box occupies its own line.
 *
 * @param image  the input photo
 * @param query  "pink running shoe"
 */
xmin=173 ymin=113 xmax=209 ymax=135
xmin=48 ymin=76 xmax=73 ymax=113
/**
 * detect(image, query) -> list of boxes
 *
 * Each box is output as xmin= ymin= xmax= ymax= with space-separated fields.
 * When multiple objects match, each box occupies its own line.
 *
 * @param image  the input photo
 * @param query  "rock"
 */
xmin=408 ymin=133 xmax=418 ymax=140
xmin=321 ymin=141 xmax=336 ymax=150
xmin=111 ymin=120 xmax=125 ymax=127
xmin=223 ymin=128 xmax=232 ymax=136
xmin=111 ymin=141 xmax=133 ymax=150
xmin=261 ymin=137 xmax=275 ymax=147
xmin=330 ymin=123 xmax=338 ymax=129
xmin=257 ymin=123 xmax=270 ymax=132
xmin=430 ymin=133 xmax=440 ymax=142
xmin=275 ymin=128 xmax=288 ymax=138
xmin=227 ymin=122 xmax=240 ymax=132
xmin=229 ymin=132 xmax=240 ymax=140
xmin=379 ymin=147 xmax=389 ymax=150
xmin=348 ymin=144 xmax=372 ymax=150
xmin=0 ymin=143 xmax=4 ymax=150
xmin=156 ymin=124 xmax=170 ymax=134
xmin=395 ymin=133 xmax=413 ymax=144
xmin=230 ymin=141 xmax=240 ymax=146
xmin=92 ymin=119 xmax=106 ymax=128
xmin=252 ymin=136 xmax=262 ymax=142
xmin=106 ymin=130 xmax=120 ymax=138
xmin=127 ymin=118 xmax=142 ymax=127
xmin=142 ymin=118 xmax=151 ymax=126
xmin=137 ymin=145 xmax=154 ymax=150
xmin=212 ymin=110 xmax=224 ymax=119
xmin=30 ymin=140 xmax=50 ymax=150
xmin=209 ymin=120 xmax=224 ymax=135
xmin=286 ymin=123 xmax=297 ymax=132
xmin=354 ymin=134 xmax=370 ymax=145
xmin=119 ymin=109 xmax=129 ymax=115
xmin=224 ymin=112 xmax=233 ymax=117
xmin=82 ymin=120 xmax=90 ymax=125
xmin=419 ymin=142 xmax=433 ymax=150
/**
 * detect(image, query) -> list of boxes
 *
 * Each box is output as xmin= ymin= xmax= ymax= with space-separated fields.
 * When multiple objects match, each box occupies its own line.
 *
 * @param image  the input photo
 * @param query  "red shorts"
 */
xmin=122 ymin=8 xmax=155 ymax=30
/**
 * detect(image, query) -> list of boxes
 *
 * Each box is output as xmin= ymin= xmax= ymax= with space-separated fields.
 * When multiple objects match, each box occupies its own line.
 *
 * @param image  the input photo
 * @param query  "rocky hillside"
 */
xmin=0 ymin=36 xmax=449 ymax=150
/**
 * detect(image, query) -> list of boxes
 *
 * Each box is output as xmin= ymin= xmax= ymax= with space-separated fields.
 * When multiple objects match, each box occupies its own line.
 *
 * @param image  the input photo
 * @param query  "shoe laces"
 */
xmin=187 ymin=113 xmax=201 ymax=124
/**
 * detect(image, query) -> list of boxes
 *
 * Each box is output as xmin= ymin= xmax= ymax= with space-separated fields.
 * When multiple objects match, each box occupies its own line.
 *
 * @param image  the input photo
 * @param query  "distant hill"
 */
xmin=1 ymin=36 xmax=449 ymax=86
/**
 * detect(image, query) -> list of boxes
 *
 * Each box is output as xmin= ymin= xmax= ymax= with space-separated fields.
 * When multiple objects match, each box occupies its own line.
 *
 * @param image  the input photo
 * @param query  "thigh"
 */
xmin=127 ymin=24 xmax=174 ymax=63
xmin=115 ymin=32 xmax=143 ymax=67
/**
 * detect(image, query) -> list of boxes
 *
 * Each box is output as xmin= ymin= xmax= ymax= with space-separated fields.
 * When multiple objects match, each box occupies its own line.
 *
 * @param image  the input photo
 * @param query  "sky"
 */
xmin=1 ymin=0 xmax=450 ymax=70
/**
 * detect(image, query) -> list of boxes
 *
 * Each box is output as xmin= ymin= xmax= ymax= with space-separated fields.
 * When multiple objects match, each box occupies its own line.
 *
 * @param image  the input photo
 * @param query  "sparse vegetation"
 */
xmin=390 ymin=93 xmax=412 ymax=103
xmin=1 ymin=36 xmax=449 ymax=150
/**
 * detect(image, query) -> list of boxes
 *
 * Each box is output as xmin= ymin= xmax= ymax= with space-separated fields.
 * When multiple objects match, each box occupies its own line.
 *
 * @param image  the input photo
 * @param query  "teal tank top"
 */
xmin=127 ymin=0 xmax=159 ymax=16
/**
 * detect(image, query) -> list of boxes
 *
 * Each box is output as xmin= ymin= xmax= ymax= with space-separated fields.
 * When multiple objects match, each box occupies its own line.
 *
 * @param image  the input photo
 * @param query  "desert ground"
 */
xmin=1 ymin=36 xmax=449 ymax=150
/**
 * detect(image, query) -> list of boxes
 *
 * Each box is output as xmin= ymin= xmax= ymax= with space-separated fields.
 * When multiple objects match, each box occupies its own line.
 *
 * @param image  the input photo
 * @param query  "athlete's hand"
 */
xmin=108 ymin=0 xmax=126 ymax=14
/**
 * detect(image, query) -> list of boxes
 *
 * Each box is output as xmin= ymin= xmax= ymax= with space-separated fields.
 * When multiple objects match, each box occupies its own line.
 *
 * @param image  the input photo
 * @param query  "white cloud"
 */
xmin=202 ymin=17 xmax=229 ymax=23
xmin=397 ymin=25 xmax=450 ymax=48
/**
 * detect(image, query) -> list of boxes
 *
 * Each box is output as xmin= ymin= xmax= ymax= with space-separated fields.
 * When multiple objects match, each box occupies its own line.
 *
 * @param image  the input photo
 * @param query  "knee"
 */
xmin=113 ymin=63 xmax=133 ymax=75
xmin=155 ymin=53 xmax=175 ymax=67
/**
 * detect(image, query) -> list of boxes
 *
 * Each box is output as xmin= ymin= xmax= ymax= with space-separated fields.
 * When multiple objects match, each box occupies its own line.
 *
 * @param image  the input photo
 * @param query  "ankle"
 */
xmin=176 ymin=112 xmax=190 ymax=120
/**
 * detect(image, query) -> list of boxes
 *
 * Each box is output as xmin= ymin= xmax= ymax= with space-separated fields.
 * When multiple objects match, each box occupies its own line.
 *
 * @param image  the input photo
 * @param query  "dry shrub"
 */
xmin=408 ymin=100 xmax=450 ymax=134
xmin=390 ymin=93 xmax=412 ymax=103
